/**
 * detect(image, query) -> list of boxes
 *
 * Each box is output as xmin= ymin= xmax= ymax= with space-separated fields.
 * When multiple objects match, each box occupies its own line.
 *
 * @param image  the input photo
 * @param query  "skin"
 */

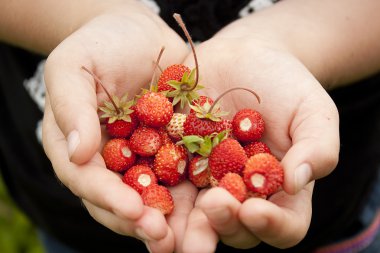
xmin=1 ymin=0 xmax=380 ymax=252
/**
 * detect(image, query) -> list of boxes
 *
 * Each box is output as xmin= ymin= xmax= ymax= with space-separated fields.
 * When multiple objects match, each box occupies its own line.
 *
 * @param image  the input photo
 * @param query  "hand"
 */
xmin=180 ymin=28 xmax=340 ymax=252
xmin=42 ymin=2 xmax=191 ymax=252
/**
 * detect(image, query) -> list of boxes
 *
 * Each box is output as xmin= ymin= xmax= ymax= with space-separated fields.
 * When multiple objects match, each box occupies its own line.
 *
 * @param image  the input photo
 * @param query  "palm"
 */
xmin=43 ymin=10 xmax=193 ymax=253
xmin=181 ymin=38 xmax=339 ymax=251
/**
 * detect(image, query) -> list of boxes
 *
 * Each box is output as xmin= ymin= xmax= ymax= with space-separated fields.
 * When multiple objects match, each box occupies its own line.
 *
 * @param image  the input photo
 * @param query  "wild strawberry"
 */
xmin=232 ymin=108 xmax=265 ymax=142
xmin=157 ymin=127 xmax=174 ymax=145
xmin=157 ymin=64 xmax=190 ymax=93
xmin=122 ymin=165 xmax=158 ymax=194
xmin=244 ymin=141 xmax=271 ymax=158
xmin=190 ymin=96 xmax=214 ymax=114
xmin=153 ymin=143 xmax=188 ymax=186
xmin=166 ymin=113 xmax=186 ymax=141
xmin=243 ymin=153 xmax=284 ymax=196
xmin=135 ymin=155 xmax=155 ymax=169
xmin=135 ymin=92 xmax=173 ymax=128
xmin=183 ymin=113 xmax=230 ymax=137
xmin=130 ymin=126 xmax=162 ymax=157
xmin=141 ymin=184 xmax=174 ymax=215
xmin=102 ymin=138 xmax=136 ymax=172
xmin=219 ymin=173 xmax=247 ymax=203
xmin=103 ymin=105 xmax=139 ymax=138
xmin=163 ymin=14 xmax=204 ymax=109
xmin=105 ymin=117 xmax=138 ymax=138
xmin=81 ymin=66 xmax=138 ymax=138
xmin=188 ymin=156 xmax=210 ymax=188
xmin=208 ymin=138 xmax=247 ymax=181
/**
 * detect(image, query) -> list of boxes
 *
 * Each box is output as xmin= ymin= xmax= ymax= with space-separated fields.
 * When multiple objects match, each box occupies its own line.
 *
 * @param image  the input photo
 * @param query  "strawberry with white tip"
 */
xmin=102 ymin=138 xmax=136 ymax=172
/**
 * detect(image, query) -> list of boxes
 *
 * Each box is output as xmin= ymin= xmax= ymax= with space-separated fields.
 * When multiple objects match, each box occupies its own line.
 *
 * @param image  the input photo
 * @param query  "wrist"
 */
xmin=0 ymin=0 xmax=160 ymax=55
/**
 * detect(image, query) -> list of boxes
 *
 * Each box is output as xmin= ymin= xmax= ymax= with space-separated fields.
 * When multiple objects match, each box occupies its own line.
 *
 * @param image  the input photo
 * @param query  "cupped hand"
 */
xmin=42 ymin=3 xmax=192 ymax=252
xmin=181 ymin=29 xmax=340 ymax=252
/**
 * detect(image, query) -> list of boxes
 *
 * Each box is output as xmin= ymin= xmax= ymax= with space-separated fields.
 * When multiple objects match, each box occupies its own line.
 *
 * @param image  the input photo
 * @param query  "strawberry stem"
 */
xmin=81 ymin=66 xmax=121 ymax=115
xmin=173 ymin=13 xmax=199 ymax=92
xmin=152 ymin=60 xmax=164 ymax=73
xmin=208 ymin=87 xmax=261 ymax=114
xmin=149 ymin=46 xmax=165 ymax=91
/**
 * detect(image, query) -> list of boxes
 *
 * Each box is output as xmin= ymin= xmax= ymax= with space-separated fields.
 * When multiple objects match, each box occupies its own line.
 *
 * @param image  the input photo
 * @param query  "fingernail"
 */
xmin=67 ymin=130 xmax=80 ymax=159
xmin=295 ymin=163 xmax=312 ymax=192
xmin=204 ymin=206 xmax=231 ymax=224
xmin=135 ymin=227 xmax=153 ymax=241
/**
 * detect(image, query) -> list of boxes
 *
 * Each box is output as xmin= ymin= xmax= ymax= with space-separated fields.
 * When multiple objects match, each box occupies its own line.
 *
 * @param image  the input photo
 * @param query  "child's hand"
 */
xmin=42 ymin=3 xmax=191 ymax=252
xmin=181 ymin=31 xmax=339 ymax=251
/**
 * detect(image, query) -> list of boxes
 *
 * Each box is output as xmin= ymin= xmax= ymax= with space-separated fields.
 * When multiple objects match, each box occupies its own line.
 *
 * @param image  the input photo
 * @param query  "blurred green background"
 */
xmin=0 ymin=175 xmax=44 ymax=253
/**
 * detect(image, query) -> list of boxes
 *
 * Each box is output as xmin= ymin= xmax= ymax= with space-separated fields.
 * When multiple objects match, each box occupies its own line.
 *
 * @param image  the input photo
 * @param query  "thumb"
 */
xmin=44 ymin=58 xmax=101 ymax=164
xmin=281 ymin=103 xmax=340 ymax=194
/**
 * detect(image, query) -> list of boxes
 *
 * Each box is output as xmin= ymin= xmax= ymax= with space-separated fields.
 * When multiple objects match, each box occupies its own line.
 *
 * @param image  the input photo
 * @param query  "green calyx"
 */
xmin=178 ymin=130 xmax=229 ymax=157
xmin=189 ymin=100 xmax=229 ymax=122
xmin=99 ymin=93 xmax=135 ymax=124
xmin=166 ymin=68 xmax=204 ymax=109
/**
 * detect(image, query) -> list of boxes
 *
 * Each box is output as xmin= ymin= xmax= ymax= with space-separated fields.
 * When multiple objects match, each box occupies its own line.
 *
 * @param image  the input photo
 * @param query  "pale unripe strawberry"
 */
xmin=166 ymin=113 xmax=186 ymax=141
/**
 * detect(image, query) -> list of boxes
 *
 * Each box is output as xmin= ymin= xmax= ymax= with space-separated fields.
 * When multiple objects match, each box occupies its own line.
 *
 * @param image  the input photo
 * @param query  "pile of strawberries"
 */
xmin=82 ymin=14 xmax=284 ymax=215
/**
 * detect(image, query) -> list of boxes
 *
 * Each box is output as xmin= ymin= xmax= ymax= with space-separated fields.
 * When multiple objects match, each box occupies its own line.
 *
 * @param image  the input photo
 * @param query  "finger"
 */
xmin=83 ymin=200 xmax=168 ymax=241
xmin=239 ymin=182 xmax=314 ymax=249
xmin=182 ymin=190 xmax=219 ymax=253
xmin=166 ymin=181 xmax=198 ymax=253
xmin=147 ymin=228 xmax=175 ymax=253
xmin=282 ymin=96 xmax=340 ymax=194
xmin=44 ymin=56 xmax=101 ymax=164
xmin=198 ymin=187 xmax=260 ymax=249
xmin=43 ymin=98 xmax=144 ymax=220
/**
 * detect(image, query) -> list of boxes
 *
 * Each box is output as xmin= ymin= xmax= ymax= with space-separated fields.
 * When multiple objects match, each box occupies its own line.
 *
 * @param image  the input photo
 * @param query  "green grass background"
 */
xmin=0 ymin=175 xmax=44 ymax=253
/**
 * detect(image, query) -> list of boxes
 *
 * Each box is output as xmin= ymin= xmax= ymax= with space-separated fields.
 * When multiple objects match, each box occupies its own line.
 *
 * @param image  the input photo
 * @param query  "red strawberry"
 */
xmin=157 ymin=127 xmax=174 ymax=145
xmin=157 ymin=64 xmax=191 ymax=93
xmin=243 ymin=153 xmax=284 ymax=196
xmin=166 ymin=113 xmax=186 ymax=141
xmin=141 ymin=184 xmax=174 ymax=215
xmin=208 ymin=138 xmax=247 ymax=181
xmin=188 ymin=156 xmax=210 ymax=188
xmin=122 ymin=165 xmax=158 ymax=194
xmin=102 ymin=138 xmax=136 ymax=172
xmin=183 ymin=113 xmax=230 ymax=137
xmin=135 ymin=155 xmax=155 ymax=169
xmin=105 ymin=118 xmax=138 ymax=138
xmin=153 ymin=143 xmax=188 ymax=186
xmin=81 ymin=66 xmax=138 ymax=138
xmin=135 ymin=92 xmax=173 ymax=128
xmin=190 ymin=96 xmax=214 ymax=114
xmin=219 ymin=173 xmax=247 ymax=203
xmin=130 ymin=126 xmax=162 ymax=157
xmin=244 ymin=141 xmax=271 ymax=158
xmin=232 ymin=108 xmax=265 ymax=142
